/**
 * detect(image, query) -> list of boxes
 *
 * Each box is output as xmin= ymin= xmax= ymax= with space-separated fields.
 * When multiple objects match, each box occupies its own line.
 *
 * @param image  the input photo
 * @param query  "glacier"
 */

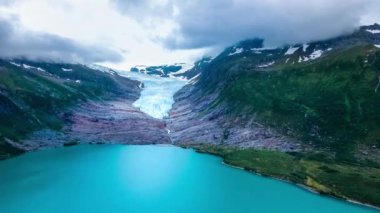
xmin=120 ymin=71 xmax=188 ymax=119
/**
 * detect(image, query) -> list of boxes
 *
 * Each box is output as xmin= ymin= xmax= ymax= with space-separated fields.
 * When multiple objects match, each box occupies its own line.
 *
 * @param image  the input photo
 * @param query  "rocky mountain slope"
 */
xmin=170 ymin=24 xmax=380 ymax=159
xmin=168 ymin=24 xmax=380 ymax=206
xmin=0 ymin=60 xmax=170 ymax=159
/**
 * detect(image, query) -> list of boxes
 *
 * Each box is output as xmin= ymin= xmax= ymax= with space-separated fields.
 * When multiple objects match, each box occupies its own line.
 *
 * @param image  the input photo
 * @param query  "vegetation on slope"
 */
xmin=219 ymin=45 xmax=380 ymax=164
xmin=180 ymin=28 xmax=380 ymax=206
xmin=189 ymin=144 xmax=380 ymax=207
xmin=0 ymin=60 xmax=139 ymax=158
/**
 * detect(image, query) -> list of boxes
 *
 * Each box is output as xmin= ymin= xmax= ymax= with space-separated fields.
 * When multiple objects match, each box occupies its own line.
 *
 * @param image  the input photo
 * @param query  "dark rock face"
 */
xmin=166 ymin=84 xmax=301 ymax=152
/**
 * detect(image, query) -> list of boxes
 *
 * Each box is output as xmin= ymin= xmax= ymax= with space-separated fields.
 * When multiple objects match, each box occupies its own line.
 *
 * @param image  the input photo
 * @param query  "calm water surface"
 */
xmin=0 ymin=145 xmax=377 ymax=213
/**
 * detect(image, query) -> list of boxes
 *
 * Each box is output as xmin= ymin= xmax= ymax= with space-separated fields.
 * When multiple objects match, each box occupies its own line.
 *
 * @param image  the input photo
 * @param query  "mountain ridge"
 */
xmin=0 ymin=59 xmax=170 ymax=158
xmin=167 ymin=24 xmax=380 ymax=207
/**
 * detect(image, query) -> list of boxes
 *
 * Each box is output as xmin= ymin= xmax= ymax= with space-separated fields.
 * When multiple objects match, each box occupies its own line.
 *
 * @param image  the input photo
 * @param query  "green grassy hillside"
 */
xmin=219 ymin=45 xmax=380 ymax=164
xmin=189 ymin=144 xmax=380 ymax=207
xmin=0 ymin=60 xmax=139 ymax=158
xmin=180 ymin=32 xmax=380 ymax=206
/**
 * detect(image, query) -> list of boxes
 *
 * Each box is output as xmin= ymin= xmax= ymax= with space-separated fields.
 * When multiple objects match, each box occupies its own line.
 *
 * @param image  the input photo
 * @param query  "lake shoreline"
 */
xmin=1 ymin=143 xmax=379 ymax=211
xmin=1 ymin=144 xmax=375 ymax=212
xmin=181 ymin=144 xmax=380 ymax=210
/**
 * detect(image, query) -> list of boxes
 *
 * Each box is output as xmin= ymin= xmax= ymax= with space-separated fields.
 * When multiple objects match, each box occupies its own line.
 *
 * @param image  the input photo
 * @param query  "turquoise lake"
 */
xmin=0 ymin=145 xmax=377 ymax=213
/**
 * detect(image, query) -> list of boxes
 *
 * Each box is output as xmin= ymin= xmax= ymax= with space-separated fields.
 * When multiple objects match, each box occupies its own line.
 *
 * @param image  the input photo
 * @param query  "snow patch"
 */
xmin=86 ymin=64 xmax=117 ymax=75
xmin=374 ymin=44 xmax=380 ymax=48
xmin=251 ymin=47 xmax=279 ymax=54
xmin=285 ymin=46 xmax=299 ymax=55
xmin=228 ymin=47 xmax=244 ymax=56
xmin=309 ymin=50 xmax=323 ymax=60
xmin=188 ymin=73 xmax=201 ymax=85
xmin=366 ymin=29 xmax=380 ymax=34
xmin=75 ymin=80 xmax=81 ymax=84
xmin=327 ymin=48 xmax=333 ymax=51
xmin=303 ymin=44 xmax=310 ymax=52
xmin=251 ymin=47 xmax=277 ymax=51
xmin=170 ymin=63 xmax=194 ymax=76
xmin=62 ymin=68 xmax=73 ymax=72
xmin=258 ymin=61 xmax=275 ymax=68
xmin=20 ymin=64 xmax=45 ymax=72
xmin=285 ymin=58 xmax=290 ymax=64
xmin=298 ymin=50 xmax=324 ymax=63
xmin=23 ymin=64 xmax=35 ymax=69
xmin=9 ymin=62 xmax=21 ymax=67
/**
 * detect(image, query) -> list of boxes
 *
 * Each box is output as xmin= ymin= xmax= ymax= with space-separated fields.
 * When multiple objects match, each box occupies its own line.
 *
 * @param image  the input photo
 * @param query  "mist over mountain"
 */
xmin=113 ymin=0 xmax=380 ymax=50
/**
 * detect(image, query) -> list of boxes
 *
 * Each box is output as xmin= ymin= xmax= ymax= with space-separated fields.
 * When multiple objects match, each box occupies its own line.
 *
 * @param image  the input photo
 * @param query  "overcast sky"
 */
xmin=0 ymin=0 xmax=379 ymax=70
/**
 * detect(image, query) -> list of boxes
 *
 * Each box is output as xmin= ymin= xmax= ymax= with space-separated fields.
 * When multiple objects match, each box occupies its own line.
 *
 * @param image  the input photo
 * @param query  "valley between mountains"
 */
xmin=1 ymin=24 xmax=380 ymax=208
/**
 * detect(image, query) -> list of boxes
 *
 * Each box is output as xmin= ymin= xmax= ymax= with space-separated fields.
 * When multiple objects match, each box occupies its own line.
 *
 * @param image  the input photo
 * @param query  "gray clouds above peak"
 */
xmin=111 ymin=0 xmax=174 ymax=20
xmin=1 ymin=0 xmax=378 ymax=67
xmin=0 ymin=16 xmax=123 ymax=63
xmin=112 ymin=0 xmax=380 ymax=49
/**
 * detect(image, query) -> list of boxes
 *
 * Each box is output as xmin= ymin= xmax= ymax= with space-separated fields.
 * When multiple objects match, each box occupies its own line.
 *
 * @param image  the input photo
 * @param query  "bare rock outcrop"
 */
xmin=15 ymin=99 xmax=171 ymax=152
xmin=167 ymin=84 xmax=301 ymax=152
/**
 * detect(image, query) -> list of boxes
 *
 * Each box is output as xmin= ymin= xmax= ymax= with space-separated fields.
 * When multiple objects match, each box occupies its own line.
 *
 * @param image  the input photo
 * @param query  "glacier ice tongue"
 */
xmin=119 ymin=71 xmax=187 ymax=119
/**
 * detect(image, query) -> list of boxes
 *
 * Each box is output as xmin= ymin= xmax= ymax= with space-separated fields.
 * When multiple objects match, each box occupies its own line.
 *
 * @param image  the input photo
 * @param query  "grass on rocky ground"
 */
xmin=186 ymin=144 xmax=380 ymax=208
xmin=217 ymin=45 xmax=380 ymax=164
xmin=0 ymin=60 xmax=138 ymax=145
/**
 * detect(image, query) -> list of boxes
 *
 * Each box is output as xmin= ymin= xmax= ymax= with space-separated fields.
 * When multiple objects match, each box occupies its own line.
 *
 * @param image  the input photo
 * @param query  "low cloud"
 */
xmin=0 ymin=16 xmax=123 ymax=63
xmin=113 ymin=0 xmax=380 ymax=49
xmin=111 ymin=0 xmax=174 ymax=21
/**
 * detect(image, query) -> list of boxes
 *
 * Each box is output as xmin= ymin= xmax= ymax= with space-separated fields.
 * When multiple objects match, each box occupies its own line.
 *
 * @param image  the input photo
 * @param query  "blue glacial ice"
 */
xmin=119 ymin=71 xmax=188 ymax=119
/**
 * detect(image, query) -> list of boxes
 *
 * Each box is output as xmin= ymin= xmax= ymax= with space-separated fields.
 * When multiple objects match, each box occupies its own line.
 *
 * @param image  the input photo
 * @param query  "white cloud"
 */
xmin=0 ymin=15 xmax=122 ymax=63
xmin=0 ymin=0 xmax=207 ymax=69
xmin=1 ymin=0 xmax=380 ymax=69
xmin=113 ymin=0 xmax=380 ymax=49
xmin=165 ymin=0 xmax=380 ymax=49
